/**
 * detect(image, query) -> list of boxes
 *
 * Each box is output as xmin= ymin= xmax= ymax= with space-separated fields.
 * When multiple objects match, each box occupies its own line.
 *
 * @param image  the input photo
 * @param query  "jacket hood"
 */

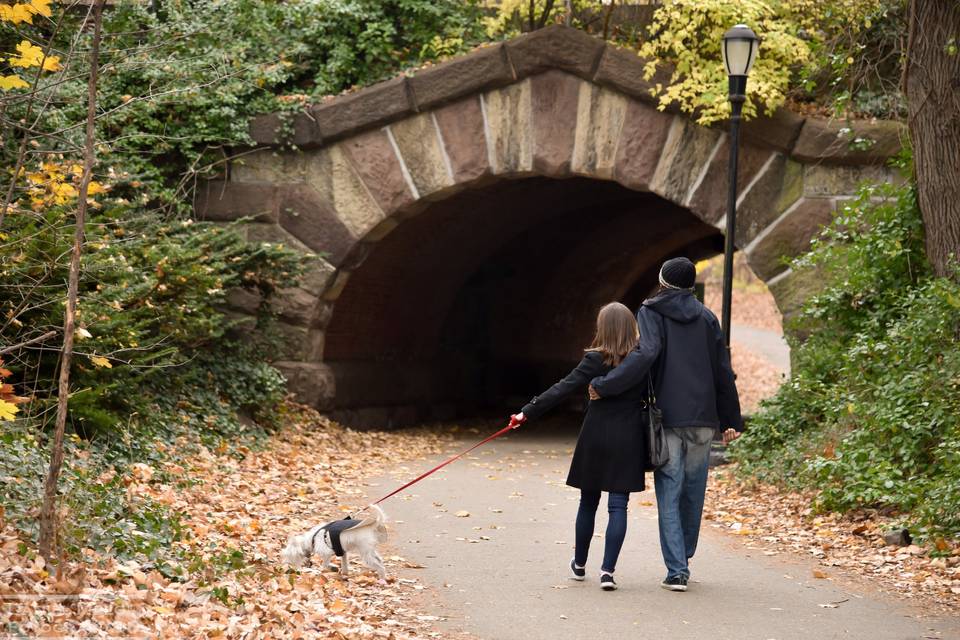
xmin=643 ymin=289 xmax=703 ymax=323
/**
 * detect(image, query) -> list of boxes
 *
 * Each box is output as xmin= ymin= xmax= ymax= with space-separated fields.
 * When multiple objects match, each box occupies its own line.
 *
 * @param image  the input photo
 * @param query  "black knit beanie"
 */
xmin=659 ymin=257 xmax=696 ymax=291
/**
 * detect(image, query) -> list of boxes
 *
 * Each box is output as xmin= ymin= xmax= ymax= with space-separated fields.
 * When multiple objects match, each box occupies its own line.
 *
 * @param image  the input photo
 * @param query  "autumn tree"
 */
xmin=905 ymin=0 xmax=960 ymax=279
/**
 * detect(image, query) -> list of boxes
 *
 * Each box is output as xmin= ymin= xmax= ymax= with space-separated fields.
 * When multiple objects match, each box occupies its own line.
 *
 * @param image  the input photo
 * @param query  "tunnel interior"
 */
xmin=324 ymin=176 xmax=724 ymax=425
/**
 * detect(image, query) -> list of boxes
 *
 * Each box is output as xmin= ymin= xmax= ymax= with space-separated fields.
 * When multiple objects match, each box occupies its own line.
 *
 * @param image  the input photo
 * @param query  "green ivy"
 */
xmin=81 ymin=0 xmax=488 ymax=213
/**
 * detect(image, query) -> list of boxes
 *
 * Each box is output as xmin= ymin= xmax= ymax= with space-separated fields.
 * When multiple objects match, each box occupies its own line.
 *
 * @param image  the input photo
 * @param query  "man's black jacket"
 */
xmin=590 ymin=289 xmax=743 ymax=430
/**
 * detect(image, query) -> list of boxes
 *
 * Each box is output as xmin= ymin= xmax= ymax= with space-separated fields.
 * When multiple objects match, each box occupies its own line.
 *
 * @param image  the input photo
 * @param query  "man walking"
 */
xmin=588 ymin=257 xmax=742 ymax=591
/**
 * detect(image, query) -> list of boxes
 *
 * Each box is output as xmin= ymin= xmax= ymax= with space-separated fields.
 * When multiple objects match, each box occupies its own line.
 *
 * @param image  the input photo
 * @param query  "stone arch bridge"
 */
xmin=195 ymin=26 xmax=903 ymax=426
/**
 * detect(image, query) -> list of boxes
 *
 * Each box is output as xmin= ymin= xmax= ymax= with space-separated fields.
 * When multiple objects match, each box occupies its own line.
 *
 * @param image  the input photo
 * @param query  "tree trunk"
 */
xmin=536 ymin=0 xmax=557 ymax=29
xmin=905 ymin=0 xmax=960 ymax=278
xmin=37 ymin=0 xmax=105 ymax=562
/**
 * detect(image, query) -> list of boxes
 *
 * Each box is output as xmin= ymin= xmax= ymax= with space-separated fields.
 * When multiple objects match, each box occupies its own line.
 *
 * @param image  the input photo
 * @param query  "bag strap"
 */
xmin=647 ymin=375 xmax=656 ymax=404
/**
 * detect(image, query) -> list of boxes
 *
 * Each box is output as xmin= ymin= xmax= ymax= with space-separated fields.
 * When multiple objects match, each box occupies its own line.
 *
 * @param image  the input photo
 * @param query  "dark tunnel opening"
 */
xmin=324 ymin=176 xmax=724 ymax=426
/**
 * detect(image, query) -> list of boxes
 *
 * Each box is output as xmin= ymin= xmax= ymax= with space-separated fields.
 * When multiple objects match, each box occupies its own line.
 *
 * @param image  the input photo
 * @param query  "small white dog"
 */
xmin=281 ymin=504 xmax=388 ymax=580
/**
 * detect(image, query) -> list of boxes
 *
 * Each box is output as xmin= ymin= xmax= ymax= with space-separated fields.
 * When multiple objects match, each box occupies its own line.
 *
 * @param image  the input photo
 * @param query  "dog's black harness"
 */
xmin=310 ymin=517 xmax=361 ymax=557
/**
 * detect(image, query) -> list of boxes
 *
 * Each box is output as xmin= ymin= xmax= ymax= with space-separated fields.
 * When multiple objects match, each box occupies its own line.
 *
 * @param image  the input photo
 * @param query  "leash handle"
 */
xmin=363 ymin=420 xmax=519 ymax=510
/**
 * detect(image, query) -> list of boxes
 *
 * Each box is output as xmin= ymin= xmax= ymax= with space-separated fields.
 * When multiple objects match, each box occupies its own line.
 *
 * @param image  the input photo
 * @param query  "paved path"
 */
xmin=732 ymin=322 xmax=791 ymax=373
xmin=371 ymin=421 xmax=959 ymax=640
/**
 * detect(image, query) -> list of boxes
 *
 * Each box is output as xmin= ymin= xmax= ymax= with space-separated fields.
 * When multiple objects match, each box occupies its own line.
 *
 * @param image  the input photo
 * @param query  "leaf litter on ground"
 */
xmin=0 ymin=403 xmax=458 ymax=638
xmin=705 ymin=467 xmax=960 ymax=614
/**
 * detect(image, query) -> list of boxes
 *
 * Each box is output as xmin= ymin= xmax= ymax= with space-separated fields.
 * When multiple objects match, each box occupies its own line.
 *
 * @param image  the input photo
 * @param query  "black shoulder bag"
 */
xmin=645 ymin=377 xmax=669 ymax=469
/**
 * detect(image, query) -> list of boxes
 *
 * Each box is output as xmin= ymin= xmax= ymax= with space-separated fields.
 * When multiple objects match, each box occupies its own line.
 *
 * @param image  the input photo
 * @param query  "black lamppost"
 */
xmin=720 ymin=24 xmax=760 ymax=348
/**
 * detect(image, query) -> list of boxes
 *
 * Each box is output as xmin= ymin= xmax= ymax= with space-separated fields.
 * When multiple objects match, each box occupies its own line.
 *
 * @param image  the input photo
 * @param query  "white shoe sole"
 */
xmin=660 ymin=582 xmax=687 ymax=592
xmin=601 ymin=583 xmax=617 ymax=590
xmin=569 ymin=560 xmax=585 ymax=581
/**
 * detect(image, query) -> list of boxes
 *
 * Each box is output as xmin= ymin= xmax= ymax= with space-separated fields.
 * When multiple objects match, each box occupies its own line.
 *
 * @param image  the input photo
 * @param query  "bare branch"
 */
xmin=0 ymin=330 xmax=59 ymax=356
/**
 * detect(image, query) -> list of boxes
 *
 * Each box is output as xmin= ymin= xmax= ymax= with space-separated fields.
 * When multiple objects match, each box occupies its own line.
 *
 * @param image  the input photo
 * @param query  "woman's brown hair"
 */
xmin=586 ymin=302 xmax=639 ymax=367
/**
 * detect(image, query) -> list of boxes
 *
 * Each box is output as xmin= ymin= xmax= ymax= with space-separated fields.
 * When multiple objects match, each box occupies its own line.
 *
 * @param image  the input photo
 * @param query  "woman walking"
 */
xmin=510 ymin=302 xmax=647 ymax=591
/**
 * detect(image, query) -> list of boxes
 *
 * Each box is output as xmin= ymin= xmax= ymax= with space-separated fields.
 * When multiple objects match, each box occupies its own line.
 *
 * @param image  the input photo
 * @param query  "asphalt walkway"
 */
xmin=372 ymin=423 xmax=959 ymax=640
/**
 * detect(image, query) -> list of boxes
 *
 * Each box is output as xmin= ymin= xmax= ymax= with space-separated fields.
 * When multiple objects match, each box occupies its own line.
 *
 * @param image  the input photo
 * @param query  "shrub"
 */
xmin=732 ymin=181 xmax=960 ymax=538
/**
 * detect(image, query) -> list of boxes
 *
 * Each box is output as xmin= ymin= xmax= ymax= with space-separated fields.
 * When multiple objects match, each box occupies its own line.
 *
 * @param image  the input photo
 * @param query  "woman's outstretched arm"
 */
xmin=519 ymin=352 xmax=604 ymax=421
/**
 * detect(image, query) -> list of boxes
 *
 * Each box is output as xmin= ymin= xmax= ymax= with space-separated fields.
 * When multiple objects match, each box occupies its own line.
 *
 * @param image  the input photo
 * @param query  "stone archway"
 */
xmin=194 ymin=26 xmax=904 ymax=422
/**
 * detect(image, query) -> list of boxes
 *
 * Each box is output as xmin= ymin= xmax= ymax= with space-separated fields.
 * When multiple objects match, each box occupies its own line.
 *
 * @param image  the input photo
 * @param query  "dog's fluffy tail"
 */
xmin=355 ymin=503 xmax=387 ymax=534
xmin=369 ymin=504 xmax=387 ymax=532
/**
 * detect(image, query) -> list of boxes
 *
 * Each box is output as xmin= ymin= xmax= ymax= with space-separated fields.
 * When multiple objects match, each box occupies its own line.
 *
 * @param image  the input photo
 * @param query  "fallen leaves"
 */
xmin=0 ymin=404 xmax=457 ymax=638
xmin=728 ymin=342 xmax=785 ymax=414
xmin=705 ymin=467 xmax=960 ymax=613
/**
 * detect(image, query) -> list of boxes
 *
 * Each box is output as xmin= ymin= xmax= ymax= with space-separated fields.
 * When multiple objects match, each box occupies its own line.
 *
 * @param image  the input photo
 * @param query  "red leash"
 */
xmin=358 ymin=419 xmax=521 ymax=513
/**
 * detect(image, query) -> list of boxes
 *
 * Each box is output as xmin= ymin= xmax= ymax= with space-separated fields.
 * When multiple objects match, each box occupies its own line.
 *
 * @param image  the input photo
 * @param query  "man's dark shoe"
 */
xmin=660 ymin=575 xmax=688 ymax=592
xmin=569 ymin=558 xmax=586 ymax=581
xmin=600 ymin=572 xmax=617 ymax=591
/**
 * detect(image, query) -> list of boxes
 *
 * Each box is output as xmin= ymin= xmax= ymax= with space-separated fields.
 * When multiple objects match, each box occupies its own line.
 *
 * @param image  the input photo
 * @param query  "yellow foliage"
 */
xmin=0 ymin=74 xmax=29 ymax=91
xmin=8 ymin=40 xmax=61 ymax=71
xmin=0 ymin=359 xmax=27 ymax=422
xmin=29 ymin=0 xmax=52 ymax=18
xmin=638 ymin=0 xmax=881 ymax=125
xmin=0 ymin=1 xmax=52 ymax=25
xmin=90 ymin=356 xmax=113 ymax=369
xmin=0 ymin=3 xmax=35 ymax=25
xmin=484 ymin=0 xmax=593 ymax=37
xmin=24 ymin=161 xmax=107 ymax=210
xmin=0 ymin=399 xmax=18 ymax=421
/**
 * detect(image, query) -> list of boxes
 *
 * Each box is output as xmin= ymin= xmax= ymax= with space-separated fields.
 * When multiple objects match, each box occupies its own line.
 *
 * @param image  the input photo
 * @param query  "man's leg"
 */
xmin=574 ymin=489 xmax=601 ymax=567
xmin=678 ymin=427 xmax=715 ymax=565
xmin=654 ymin=428 xmax=688 ymax=579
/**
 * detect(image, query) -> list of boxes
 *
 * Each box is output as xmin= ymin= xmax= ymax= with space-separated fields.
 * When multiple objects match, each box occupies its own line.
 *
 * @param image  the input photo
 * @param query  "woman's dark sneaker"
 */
xmin=660 ymin=575 xmax=688 ymax=591
xmin=569 ymin=559 xmax=586 ymax=581
xmin=600 ymin=572 xmax=617 ymax=591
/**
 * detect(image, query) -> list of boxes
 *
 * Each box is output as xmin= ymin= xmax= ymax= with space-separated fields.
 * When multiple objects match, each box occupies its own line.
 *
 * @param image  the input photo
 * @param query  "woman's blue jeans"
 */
xmin=574 ymin=490 xmax=629 ymax=573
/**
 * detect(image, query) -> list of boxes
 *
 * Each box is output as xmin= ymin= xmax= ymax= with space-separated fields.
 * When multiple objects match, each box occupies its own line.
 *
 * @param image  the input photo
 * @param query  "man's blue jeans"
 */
xmin=653 ymin=427 xmax=715 ymax=580
xmin=574 ymin=490 xmax=628 ymax=573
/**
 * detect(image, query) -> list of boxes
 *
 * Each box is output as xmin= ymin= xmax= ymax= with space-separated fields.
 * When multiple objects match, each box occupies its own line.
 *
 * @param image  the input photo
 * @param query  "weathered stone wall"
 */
xmin=194 ymin=26 xmax=905 ymax=420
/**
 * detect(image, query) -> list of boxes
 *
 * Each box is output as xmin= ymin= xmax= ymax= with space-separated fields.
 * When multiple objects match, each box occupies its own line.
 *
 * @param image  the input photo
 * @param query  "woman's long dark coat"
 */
xmin=521 ymin=351 xmax=647 ymax=493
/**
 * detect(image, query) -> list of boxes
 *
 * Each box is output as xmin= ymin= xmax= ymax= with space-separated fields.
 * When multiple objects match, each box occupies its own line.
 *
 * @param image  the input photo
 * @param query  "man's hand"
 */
xmin=722 ymin=428 xmax=740 ymax=445
xmin=509 ymin=413 xmax=526 ymax=429
xmin=588 ymin=385 xmax=600 ymax=401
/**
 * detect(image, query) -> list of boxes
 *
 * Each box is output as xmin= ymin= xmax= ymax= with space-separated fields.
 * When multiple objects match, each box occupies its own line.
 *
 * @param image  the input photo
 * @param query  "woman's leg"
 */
xmin=601 ymin=492 xmax=629 ymax=573
xmin=574 ymin=490 xmax=601 ymax=567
